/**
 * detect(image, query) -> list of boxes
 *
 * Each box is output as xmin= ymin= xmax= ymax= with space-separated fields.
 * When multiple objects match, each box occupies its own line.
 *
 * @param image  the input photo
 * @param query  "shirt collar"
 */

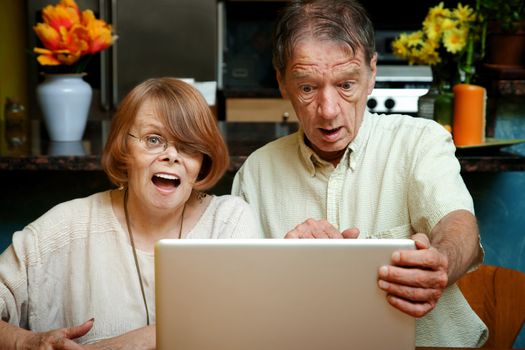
xmin=297 ymin=130 xmax=320 ymax=176
xmin=347 ymin=109 xmax=372 ymax=160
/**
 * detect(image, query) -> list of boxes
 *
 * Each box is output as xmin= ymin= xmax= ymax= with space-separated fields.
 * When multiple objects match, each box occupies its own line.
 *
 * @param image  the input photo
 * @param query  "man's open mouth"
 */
xmin=320 ymin=127 xmax=342 ymax=136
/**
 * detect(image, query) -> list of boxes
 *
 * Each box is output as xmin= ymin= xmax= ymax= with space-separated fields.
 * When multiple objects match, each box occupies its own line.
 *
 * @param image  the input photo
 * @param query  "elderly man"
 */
xmin=232 ymin=0 xmax=487 ymax=347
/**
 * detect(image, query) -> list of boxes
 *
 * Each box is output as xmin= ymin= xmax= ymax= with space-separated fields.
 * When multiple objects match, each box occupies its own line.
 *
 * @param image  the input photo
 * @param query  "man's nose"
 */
xmin=317 ymin=88 xmax=340 ymax=119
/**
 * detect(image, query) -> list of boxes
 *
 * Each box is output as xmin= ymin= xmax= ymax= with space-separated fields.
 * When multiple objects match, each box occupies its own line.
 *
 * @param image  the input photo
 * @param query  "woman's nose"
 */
xmin=160 ymin=143 xmax=180 ymax=163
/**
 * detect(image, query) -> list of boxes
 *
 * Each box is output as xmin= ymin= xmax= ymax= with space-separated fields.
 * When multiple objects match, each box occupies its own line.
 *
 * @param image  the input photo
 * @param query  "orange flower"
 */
xmin=81 ymin=10 xmax=113 ymax=54
xmin=42 ymin=0 xmax=81 ymax=31
xmin=33 ymin=0 xmax=115 ymax=67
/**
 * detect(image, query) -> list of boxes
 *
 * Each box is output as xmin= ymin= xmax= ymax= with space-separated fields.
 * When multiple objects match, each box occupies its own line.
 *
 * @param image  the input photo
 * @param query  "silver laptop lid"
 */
xmin=155 ymin=239 xmax=416 ymax=350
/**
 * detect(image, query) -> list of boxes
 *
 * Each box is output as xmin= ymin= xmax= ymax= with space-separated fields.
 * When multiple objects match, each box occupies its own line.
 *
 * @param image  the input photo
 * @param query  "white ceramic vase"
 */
xmin=36 ymin=73 xmax=92 ymax=142
xmin=48 ymin=141 xmax=86 ymax=156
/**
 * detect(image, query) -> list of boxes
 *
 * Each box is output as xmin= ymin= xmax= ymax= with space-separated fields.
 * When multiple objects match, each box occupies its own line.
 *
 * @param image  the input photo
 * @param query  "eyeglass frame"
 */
xmin=127 ymin=132 xmax=198 ymax=156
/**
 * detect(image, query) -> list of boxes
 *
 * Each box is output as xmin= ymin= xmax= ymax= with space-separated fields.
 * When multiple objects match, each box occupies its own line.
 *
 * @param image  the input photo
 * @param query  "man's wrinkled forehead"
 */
xmin=289 ymin=62 xmax=362 ymax=79
xmin=286 ymin=40 xmax=365 ymax=77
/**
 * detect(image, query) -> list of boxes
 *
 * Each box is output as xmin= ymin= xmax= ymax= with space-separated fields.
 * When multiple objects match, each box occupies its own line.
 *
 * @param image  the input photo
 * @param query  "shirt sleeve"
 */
xmin=200 ymin=195 xmax=264 ymax=239
xmin=231 ymin=165 xmax=249 ymax=201
xmin=226 ymin=197 xmax=265 ymax=239
xmin=0 ymin=228 xmax=36 ymax=328
xmin=231 ymin=163 xmax=267 ymax=237
xmin=407 ymin=122 xmax=475 ymax=234
xmin=408 ymin=123 xmax=484 ymax=270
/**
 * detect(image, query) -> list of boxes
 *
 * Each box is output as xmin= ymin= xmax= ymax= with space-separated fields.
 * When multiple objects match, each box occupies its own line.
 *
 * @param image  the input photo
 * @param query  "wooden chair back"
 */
xmin=457 ymin=264 xmax=525 ymax=348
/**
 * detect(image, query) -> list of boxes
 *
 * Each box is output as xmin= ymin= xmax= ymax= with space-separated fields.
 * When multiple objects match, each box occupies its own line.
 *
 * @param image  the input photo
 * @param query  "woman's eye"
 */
xmin=145 ymin=135 xmax=164 ymax=146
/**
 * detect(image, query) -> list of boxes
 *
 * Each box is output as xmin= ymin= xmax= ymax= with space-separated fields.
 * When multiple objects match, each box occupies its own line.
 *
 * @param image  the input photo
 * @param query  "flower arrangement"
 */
xmin=391 ymin=2 xmax=482 ymax=84
xmin=33 ymin=0 xmax=116 ymax=73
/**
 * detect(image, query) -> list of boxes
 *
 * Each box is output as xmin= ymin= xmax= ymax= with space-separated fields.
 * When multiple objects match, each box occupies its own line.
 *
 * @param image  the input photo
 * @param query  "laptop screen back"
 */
xmin=155 ymin=239 xmax=416 ymax=350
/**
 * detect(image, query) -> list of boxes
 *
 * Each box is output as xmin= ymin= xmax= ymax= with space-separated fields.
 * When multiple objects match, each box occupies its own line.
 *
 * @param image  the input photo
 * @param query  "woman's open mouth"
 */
xmin=152 ymin=173 xmax=181 ymax=190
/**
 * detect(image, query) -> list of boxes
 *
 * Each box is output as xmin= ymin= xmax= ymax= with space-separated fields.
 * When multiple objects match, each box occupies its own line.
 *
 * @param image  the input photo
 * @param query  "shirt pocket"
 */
xmin=366 ymin=223 xmax=413 ymax=239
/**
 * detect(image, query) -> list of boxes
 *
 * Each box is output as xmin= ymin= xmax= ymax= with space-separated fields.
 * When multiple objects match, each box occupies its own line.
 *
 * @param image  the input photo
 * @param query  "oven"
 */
xmin=368 ymin=65 xmax=431 ymax=115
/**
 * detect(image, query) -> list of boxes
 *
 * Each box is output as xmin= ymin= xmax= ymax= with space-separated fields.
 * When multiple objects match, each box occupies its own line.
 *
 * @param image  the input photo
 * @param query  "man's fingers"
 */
xmin=378 ymin=265 xmax=448 ymax=289
xmin=378 ymin=279 xmax=443 ymax=302
xmin=63 ymin=318 xmax=95 ymax=341
xmin=285 ymin=219 xmax=346 ymax=238
xmin=384 ymin=294 xmax=436 ymax=318
xmin=391 ymin=248 xmax=449 ymax=272
xmin=411 ymin=233 xmax=430 ymax=249
xmin=341 ymin=227 xmax=359 ymax=239
xmin=57 ymin=339 xmax=86 ymax=350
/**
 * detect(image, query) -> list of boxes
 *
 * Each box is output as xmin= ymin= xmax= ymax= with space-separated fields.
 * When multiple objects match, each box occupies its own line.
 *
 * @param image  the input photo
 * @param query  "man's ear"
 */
xmin=276 ymin=71 xmax=288 ymax=99
xmin=367 ymin=53 xmax=378 ymax=95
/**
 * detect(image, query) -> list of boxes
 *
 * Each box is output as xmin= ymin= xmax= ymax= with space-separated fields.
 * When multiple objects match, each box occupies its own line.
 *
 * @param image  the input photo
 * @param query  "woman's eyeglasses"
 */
xmin=128 ymin=133 xmax=197 ymax=155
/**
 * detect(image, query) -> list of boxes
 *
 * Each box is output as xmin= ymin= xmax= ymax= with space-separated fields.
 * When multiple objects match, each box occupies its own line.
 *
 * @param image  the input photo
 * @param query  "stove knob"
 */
xmin=384 ymin=98 xmax=395 ymax=110
xmin=367 ymin=98 xmax=377 ymax=109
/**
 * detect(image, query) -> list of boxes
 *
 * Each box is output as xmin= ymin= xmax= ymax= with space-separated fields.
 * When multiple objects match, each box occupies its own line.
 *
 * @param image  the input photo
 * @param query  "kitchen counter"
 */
xmin=1 ymin=120 xmax=524 ymax=172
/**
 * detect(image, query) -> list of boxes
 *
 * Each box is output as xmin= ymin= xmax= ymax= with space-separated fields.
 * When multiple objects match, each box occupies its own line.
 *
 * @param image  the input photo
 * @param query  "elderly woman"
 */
xmin=0 ymin=78 xmax=262 ymax=348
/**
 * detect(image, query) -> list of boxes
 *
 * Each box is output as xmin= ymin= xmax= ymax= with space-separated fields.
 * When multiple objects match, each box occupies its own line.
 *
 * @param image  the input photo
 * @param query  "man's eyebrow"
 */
xmin=334 ymin=63 xmax=360 ymax=76
xmin=289 ymin=62 xmax=361 ymax=79
xmin=290 ymin=70 xmax=310 ymax=79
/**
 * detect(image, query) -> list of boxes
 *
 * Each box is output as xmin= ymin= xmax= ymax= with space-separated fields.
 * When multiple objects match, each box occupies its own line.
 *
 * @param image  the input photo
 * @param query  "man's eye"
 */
xmin=301 ymin=85 xmax=313 ymax=93
xmin=145 ymin=135 xmax=164 ymax=146
xmin=340 ymin=81 xmax=352 ymax=90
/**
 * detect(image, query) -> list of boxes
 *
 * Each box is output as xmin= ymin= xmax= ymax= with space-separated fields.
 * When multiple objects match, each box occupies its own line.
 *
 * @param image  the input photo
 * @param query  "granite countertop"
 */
xmin=1 ymin=120 xmax=525 ymax=172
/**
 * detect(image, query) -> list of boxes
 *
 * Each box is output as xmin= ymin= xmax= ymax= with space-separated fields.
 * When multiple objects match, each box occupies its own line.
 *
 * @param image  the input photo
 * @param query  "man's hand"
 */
xmin=19 ymin=318 xmax=94 ymax=349
xmin=84 ymin=325 xmax=156 ymax=350
xmin=377 ymin=233 xmax=449 ymax=318
xmin=285 ymin=219 xmax=359 ymax=238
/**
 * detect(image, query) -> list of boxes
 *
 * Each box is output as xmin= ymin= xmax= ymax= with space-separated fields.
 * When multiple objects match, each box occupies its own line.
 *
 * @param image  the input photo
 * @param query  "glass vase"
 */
xmin=418 ymin=62 xmax=458 ymax=120
xmin=417 ymin=82 xmax=441 ymax=119
xmin=433 ymin=91 xmax=454 ymax=132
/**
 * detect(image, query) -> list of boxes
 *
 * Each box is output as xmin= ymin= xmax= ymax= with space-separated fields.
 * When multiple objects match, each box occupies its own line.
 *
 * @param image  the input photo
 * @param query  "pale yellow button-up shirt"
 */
xmin=233 ymin=111 xmax=474 ymax=239
xmin=232 ymin=111 xmax=487 ymax=347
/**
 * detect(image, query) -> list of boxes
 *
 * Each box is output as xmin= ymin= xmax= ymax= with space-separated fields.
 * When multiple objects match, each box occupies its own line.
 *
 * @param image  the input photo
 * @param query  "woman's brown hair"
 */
xmin=102 ymin=77 xmax=229 ymax=190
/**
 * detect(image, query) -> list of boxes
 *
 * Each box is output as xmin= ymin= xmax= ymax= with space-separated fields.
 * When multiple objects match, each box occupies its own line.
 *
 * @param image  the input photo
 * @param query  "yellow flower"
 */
xmin=454 ymin=3 xmax=476 ymax=24
xmin=418 ymin=42 xmax=441 ymax=65
xmin=33 ymin=0 xmax=116 ymax=67
xmin=392 ymin=2 xmax=478 ymax=67
xmin=427 ymin=2 xmax=449 ymax=19
xmin=423 ymin=3 xmax=452 ymax=42
xmin=443 ymin=27 xmax=468 ymax=54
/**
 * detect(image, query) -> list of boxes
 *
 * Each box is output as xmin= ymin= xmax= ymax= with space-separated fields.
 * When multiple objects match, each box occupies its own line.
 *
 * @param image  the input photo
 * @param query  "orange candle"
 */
xmin=452 ymin=84 xmax=486 ymax=146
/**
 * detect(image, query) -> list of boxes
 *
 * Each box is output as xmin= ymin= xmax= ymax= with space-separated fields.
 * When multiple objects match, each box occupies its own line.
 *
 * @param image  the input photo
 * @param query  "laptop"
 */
xmin=155 ymin=239 xmax=416 ymax=350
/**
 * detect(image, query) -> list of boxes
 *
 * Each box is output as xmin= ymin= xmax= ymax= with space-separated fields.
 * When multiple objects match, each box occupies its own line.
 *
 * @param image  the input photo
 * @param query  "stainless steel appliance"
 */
xmin=26 ymin=0 xmax=217 ymax=120
xmin=369 ymin=30 xmax=432 ymax=115
xmin=368 ymin=65 xmax=431 ymax=114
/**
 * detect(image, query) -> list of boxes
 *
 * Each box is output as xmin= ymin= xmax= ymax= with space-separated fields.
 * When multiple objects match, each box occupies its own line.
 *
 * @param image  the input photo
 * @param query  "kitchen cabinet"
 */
xmin=226 ymin=98 xmax=297 ymax=122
